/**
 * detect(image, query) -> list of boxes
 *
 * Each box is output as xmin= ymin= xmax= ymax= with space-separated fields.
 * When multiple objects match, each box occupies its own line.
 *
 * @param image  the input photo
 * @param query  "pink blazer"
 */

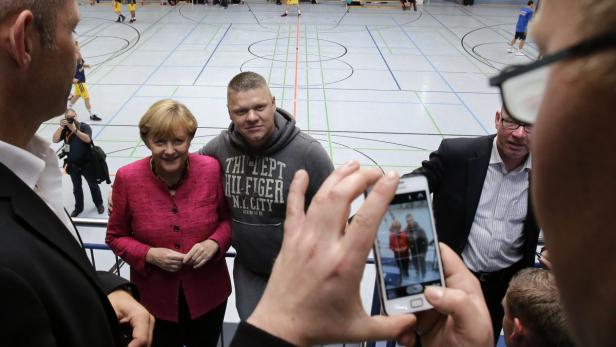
xmin=106 ymin=154 xmax=231 ymax=321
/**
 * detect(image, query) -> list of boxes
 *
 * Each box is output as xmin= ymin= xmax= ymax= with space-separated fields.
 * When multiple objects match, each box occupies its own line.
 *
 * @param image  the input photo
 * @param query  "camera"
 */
xmin=58 ymin=151 xmax=67 ymax=159
xmin=67 ymin=118 xmax=74 ymax=124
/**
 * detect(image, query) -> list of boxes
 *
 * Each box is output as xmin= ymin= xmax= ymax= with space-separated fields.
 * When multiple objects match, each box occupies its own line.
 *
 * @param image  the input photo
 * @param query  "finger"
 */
xmin=342 ymin=314 xmax=416 ymax=345
xmin=284 ymin=170 xmax=309 ymax=239
xmin=168 ymin=251 xmax=186 ymax=261
xmin=183 ymin=246 xmax=200 ymax=264
xmin=424 ymin=285 xmax=490 ymax=338
xmin=342 ymin=171 xmax=399 ymax=261
xmin=193 ymin=257 xmax=208 ymax=269
xmin=310 ymin=160 xmax=360 ymax=203
xmin=126 ymin=312 xmax=152 ymax=347
xmin=307 ymin=168 xmax=383 ymax=242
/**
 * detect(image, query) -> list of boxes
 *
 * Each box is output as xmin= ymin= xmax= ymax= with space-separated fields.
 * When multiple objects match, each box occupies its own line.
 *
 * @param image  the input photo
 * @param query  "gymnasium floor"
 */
xmin=36 ymin=0 xmax=536 ymax=342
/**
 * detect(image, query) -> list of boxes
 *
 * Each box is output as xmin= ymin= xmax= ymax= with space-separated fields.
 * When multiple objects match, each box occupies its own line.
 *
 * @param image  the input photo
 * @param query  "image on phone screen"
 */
xmin=375 ymin=191 xmax=442 ymax=300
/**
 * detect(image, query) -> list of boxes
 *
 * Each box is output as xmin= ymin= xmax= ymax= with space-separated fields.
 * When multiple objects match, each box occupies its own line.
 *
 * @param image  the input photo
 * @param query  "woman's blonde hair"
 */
xmin=139 ymin=99 xmax=198 ymax=144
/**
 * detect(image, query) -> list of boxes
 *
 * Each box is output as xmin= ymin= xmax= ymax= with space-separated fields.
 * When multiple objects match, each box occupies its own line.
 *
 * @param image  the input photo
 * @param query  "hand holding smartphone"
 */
xmin=372 ymin=174 xmax=445 ymax=314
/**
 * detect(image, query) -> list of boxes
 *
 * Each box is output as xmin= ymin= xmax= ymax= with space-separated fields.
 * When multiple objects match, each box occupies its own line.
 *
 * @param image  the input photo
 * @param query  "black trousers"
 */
xmin=472 ymin=263 xmax=523 ymax=346
xmin=68 ymin=162 xmax=102 ymax=211
xmin=152 ymin=289 xmax=227 ymax=347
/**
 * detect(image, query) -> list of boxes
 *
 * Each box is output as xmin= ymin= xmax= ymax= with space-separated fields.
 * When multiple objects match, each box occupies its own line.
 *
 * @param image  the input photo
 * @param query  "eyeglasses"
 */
xmin=489 ymin=32 xmax=616 ymax=124
xmin=501 ymin=118 xmax=532 ymax=133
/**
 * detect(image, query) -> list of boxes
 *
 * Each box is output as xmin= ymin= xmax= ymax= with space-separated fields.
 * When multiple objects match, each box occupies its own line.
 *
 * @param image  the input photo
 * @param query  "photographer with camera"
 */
xmin=53 ymin=108 xmax=104 ymax=217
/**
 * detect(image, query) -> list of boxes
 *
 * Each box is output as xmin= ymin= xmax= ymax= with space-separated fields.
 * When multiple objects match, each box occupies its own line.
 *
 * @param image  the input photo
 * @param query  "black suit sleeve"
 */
xmin=408 ymin=139 xmax=449 ymax=193
xmin=96 ymin=271 xmax=139 ymax=299
xmin=0 ymin=266 xmax=57 ymax=347
xmin=229 ymin=321 xmax=296 ymax=347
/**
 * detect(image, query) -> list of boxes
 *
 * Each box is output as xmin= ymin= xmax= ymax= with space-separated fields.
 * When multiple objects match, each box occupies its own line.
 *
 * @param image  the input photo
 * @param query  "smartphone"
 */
xmin=372 ymin=174 xmax=445 ymax=314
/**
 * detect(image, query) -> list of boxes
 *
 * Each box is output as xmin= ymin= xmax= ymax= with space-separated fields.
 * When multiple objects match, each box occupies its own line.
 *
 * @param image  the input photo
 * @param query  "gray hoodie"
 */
xmin=200 ymin=108 xmax=334 ymax=275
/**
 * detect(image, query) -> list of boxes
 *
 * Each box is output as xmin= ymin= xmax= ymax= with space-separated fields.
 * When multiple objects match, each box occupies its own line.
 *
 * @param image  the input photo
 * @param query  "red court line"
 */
xmin=292 ymin=14 xmax=301 ymax=119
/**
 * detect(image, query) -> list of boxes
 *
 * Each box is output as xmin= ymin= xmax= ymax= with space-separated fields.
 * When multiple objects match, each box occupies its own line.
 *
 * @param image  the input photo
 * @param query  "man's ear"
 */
xmin=7 ymin=11 xmax=35 ymax=69
xmin=512 ymin=317 xmax=527 ymax=339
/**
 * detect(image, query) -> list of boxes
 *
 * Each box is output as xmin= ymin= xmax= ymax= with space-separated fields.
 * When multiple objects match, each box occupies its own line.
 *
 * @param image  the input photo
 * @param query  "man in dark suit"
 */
xmin=411 ymin=109 xmax=539 ymax=344
xmin=0 ymin=1 xmax=153 ymax=345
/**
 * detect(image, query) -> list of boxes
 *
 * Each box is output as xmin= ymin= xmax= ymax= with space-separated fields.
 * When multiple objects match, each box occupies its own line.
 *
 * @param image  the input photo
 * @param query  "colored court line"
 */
xmin=292 ymin=14 xmax=301 ymax=118
xmin=392 ymin=17 xmax=490 ymax=134
xmin=280 ymin=25 xmax=292 ymax=110
xmin=414 ymin=91 xmax=444 ymax=139
xmin=376 ymin=29 xmax=393 ymax=55
xmin=365 ymin=25 xmax=402 ymax=91
xmin=315 ymin=26 xmax=334 ymax=161
xmin=267 ymin=25 xmax=282 ymax=85
xmin=193 ymin=23 xmax=233 ymax=86
xmin=304 ymin=24 xmax=310 ymax=131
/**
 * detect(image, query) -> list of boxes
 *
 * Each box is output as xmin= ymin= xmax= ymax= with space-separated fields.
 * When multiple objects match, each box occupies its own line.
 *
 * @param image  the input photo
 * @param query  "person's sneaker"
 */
xmin=90 ymin=114 xmax=102 ymax=121
xmin=281 ymin=12 xmax=288 ymax=16
xmin=507 ymin=46 xmax=515 ymax=53
xmin=120 ymin=14 xmax=126 ymax=22
xmin=311 ymin=0 xmax=317 ymax=3
xmin=70 ymin=209 xmax=82 ymax=218
xmin=298 ymin=11 xmax=301 ymax=15
xmin=116 ymin=16 xmax=121 ymax=22
xmin=515 ymin=50 xmax=525 ymax=56
xmin=276 ymin=0 xmax=281 ymax=4
xmin=96 ymin=205 xmax=105 ymax=214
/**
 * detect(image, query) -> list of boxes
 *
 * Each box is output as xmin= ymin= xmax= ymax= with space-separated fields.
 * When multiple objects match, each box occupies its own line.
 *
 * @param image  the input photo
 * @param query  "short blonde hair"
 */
xmin=139 ymin=99 xmax=198 ymax=144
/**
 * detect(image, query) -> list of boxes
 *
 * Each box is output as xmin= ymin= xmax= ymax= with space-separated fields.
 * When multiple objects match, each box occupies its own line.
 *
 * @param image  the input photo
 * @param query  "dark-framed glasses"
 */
xmin=501 ymin=117 xmax=532 ymax=133
xmin=489 ymin=33 xmax=616 ymax=125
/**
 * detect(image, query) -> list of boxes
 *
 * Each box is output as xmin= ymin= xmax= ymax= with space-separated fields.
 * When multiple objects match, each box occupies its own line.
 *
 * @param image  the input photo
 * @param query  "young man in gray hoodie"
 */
xmin=200 ymin=71 xmax=334 ymax=319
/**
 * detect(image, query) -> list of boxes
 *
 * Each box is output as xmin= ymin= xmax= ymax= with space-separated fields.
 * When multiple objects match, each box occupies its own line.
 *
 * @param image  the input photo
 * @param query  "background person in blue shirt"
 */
xmin=508 ymin=1 xmax=535 ymax=56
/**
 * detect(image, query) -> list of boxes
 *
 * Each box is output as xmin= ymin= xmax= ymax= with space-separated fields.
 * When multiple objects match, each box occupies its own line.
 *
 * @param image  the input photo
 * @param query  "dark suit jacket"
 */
xmin=411 ymin=135 xmax=539 ymax=268
xmin=0 ymin=163 xmax=127 ymax=346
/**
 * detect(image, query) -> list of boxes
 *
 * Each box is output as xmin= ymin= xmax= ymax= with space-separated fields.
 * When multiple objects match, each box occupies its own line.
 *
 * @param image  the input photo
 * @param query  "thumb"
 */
xmin=424 ymin=286 xmax=476 ymax=331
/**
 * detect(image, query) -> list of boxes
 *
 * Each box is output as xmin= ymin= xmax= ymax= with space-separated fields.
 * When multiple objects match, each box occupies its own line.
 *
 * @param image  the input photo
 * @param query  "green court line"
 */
xmin=315 ymin=26 xmax=334 ymax=161
xmin=203 ymin=24 xmax=224 ymax=51
xmin=376 ymin=29 xmax=393 ymax=55
xmin=128 ymin=139 xmax=143 ymax=158
xmin=280 ymin=25 xmax=292 ymax=110
xmin=171 ymin=85 xmax=180 ymax=97
xmin=414 ymin=91 xmax=444 ymax=139
xmin=304 ymin=24 xmax=310 ymax=131
xmin=267 ymin=25 xmax=282 ymax=85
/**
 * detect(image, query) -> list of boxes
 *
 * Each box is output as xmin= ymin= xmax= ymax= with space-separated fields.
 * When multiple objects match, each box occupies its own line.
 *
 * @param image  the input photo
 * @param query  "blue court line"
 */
xmin=192 ymin=23 xmax=233 ymax=86
xmin=365 ymin=25 xmax=402 ymax=91
xmin=392 ymin=17 xmax=490 ymax=134
xmin=93 ymin=10 xmax=210 ymax=141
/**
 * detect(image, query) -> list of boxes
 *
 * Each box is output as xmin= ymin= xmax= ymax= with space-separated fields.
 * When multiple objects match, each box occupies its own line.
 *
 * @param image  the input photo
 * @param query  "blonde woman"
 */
xmin=106 ymin=100 xmax=231 ymax=347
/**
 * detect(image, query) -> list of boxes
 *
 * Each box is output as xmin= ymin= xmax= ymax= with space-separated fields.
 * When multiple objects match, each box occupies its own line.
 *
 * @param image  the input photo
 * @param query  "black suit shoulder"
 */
xmin=0 ymin=164 xmax=122 ymax=347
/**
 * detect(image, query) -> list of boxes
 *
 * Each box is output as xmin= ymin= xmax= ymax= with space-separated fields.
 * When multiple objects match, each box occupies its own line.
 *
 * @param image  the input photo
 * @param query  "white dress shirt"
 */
xmin=461 ymin=138 xmax=532 ymax=272
xmin=0 ymin=135 xmax=79 ymax=241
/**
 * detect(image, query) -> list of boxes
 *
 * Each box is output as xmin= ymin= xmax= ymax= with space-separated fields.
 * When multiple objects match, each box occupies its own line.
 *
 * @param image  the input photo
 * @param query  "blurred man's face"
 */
xmin=529 ymin=0 xmax=616 ymax=346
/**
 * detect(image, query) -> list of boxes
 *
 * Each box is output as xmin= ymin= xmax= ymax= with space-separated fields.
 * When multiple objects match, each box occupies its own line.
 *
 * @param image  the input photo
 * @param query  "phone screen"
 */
xmin=375 ymin=190 xmax=442 ymax=300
